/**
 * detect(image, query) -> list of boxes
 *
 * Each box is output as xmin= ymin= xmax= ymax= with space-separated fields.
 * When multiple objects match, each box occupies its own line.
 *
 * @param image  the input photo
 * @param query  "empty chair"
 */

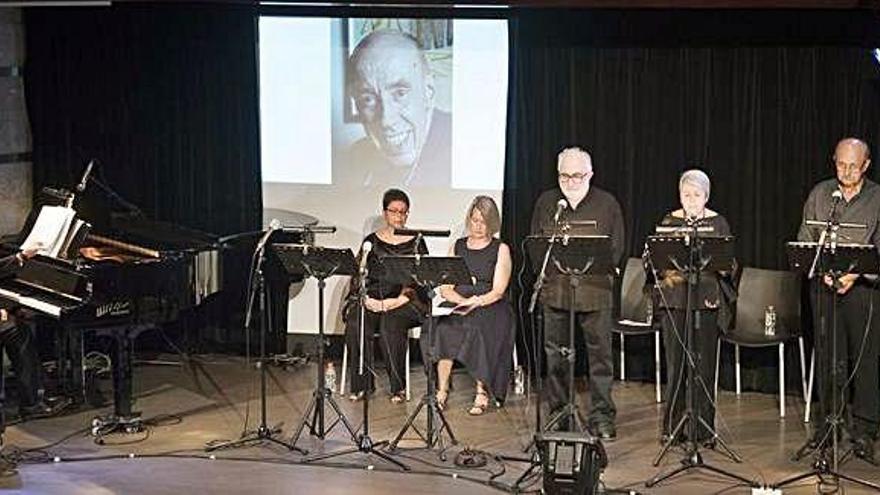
xmin=613 ymin=257 xmax=662 ymax=403
xmin=714 ymin=267 xmax=808 ymax=418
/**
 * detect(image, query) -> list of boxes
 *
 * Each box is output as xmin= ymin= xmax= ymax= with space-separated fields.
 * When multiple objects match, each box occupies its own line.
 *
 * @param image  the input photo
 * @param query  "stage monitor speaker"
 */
xmin=537 ymin=431 xmax=607 ymax=495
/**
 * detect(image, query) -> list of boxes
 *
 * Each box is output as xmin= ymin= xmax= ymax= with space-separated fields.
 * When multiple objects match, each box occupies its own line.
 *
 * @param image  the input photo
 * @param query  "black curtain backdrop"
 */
xmin=23 ymin=4 xmax=263 ymax=350
xmin=24 ymin=4 xmax=262 ymax=236
xmin=501 ymin=9 xmax=880 ymax=393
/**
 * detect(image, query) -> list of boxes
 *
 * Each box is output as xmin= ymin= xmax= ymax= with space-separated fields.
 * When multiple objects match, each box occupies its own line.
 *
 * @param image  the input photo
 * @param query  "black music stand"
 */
xmin=383 ymin=255 xmax=471 ymax=455
xmin=526 ymin=235 xmax=614 ymax=434
xmin=205 ymin=238 xmax=306 ymax=454
xmin=505 ymin=235 xmax=614 ymax=490
xmin=774 ymin=241 xmax=880 ymax=492
xmin=290 ymin=245 xmax=409 ymax=471
xmin=645 ymin=233 xmax=755 ymax=488
xmin=273 ymin=245 xmax=363 ymax=450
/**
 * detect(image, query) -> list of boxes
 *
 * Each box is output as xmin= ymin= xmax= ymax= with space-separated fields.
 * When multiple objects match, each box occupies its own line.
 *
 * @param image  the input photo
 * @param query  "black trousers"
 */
xmin=543 ymin=306 xmax=615 ymax=426
xmin=812 ymin=283 xmax=880 ymax=440
xmin=0 ymin=319 xmax=42 ymax=432
xmin=344 ymin=302 xmax=422 ymax=396
xmin=660 ymin=308 xmax=719 ymax=442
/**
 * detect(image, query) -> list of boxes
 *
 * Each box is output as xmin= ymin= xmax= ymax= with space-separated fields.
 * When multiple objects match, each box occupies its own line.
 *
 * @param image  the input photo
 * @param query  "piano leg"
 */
xmin=90 ymin=325 xmax=151 ymax=440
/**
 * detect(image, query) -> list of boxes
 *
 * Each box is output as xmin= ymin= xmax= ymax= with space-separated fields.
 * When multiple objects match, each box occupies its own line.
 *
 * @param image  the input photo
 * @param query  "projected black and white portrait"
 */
xmin=338 ymin=22 xmax=453 ymax=188
xmin=258 ymin=16 xmax=506 ymax=335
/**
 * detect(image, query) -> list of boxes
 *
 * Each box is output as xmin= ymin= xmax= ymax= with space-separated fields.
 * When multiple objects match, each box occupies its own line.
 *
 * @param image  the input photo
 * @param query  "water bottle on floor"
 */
xmin=514 ymin=365 xmax=525 ymax=395
xmin=324 ymin=362 xmax=337 ymax=393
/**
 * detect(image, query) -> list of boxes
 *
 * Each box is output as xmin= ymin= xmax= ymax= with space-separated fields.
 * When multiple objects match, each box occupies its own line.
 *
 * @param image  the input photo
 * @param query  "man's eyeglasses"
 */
xmin=835 ymin=161 xmax=865 ymax=172
xmin=385 ymin=208 xmax=409 ymax=216
xmin=558 ymin=173 xmax=588 ymax=183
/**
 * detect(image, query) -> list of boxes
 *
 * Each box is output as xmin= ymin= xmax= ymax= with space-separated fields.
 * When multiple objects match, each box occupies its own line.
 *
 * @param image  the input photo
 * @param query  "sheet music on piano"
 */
xmin=20 ymin=205 xmax=89 ymax=259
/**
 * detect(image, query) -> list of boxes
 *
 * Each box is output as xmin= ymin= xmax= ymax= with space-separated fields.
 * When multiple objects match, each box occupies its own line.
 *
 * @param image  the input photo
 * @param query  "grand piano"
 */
xmin=0 ymin=194 xmax=223 ymax=432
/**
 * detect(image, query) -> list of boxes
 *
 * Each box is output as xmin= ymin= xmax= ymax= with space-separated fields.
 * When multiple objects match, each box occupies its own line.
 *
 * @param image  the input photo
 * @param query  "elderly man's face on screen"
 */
xmin=350 ymin=32 xmax=435 ymax=169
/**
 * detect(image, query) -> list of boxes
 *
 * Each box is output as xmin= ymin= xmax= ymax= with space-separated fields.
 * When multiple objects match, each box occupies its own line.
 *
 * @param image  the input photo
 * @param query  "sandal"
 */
xmin=390 ymin=392 xmax=406 ymax=404
xmin=436 ymin=389 xmax=449 ymax=411
xmin=348 ymin=391 xmax=365 ymax=402
xmin=468 ymin=391 xmax=490 ymax=416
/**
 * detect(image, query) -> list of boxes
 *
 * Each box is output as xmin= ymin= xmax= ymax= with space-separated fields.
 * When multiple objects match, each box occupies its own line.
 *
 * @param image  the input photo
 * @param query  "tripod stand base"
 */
xmin=302 ymin=435 xmax=409 ymax=471
xmin=646 ymin=450 xmax=756 ymax=488
xmin=290 ymin=388 xmax=359 ymax=448
xmin=387 ymin=393 xmax=457 ymax=458
xmin=775 ymin=448 xmax=880 ymax=491
xmin=205 ymin=423 xmax=307 ymax=454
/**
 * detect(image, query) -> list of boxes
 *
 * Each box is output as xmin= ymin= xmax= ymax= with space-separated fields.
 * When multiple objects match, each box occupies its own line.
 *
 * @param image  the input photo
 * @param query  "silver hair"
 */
xmin=556 ymin=147 xmax=593 ymax=172
xmin=679 ymin=169 xmax=711 ymax=199
xmin=836 ymin=137 xmax=871 ymax=161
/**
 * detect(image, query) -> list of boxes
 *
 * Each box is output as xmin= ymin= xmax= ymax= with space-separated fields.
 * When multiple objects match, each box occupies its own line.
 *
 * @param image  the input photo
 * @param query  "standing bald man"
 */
xmin=530 ymin=147 xmax=625 ymax=441
xmin=798 ymin=137 xmax=880 ymax=463
xmin=342 ymin=30 xmax=451 ymax=188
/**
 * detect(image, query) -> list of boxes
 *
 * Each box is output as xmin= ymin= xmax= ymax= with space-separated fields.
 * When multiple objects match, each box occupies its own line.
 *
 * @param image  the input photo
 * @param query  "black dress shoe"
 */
xmin=853 ymin=437 xmax=876 ymax=464
xmin=588 ymin=422 xmax=617 ymax=442
xmin=20 ymin=396 xmax=72 ymax=419
xmin=0 ymin=455 xmax=16 ymax=478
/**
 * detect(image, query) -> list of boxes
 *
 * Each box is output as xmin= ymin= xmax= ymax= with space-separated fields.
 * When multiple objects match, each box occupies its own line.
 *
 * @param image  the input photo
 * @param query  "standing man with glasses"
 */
xmin=798 ymin=137 xmax=880 ymax=463
xmin=530 ymin=147 xmax=626 ymax=440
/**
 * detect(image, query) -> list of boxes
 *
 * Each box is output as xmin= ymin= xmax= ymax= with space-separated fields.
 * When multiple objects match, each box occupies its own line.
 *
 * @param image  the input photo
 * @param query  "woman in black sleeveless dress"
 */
xmin=431 ymin=196 xmax=515 ymax=415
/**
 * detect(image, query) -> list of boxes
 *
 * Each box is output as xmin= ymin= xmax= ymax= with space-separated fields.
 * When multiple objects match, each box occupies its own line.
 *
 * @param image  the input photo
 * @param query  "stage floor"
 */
xmin=1 ymin=354 xmax=878 ymax=494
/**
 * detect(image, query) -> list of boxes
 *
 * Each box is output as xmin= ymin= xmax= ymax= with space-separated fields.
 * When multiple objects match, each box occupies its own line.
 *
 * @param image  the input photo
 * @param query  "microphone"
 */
xmin=276 ymin=224 xmax=337 ymax=234
xmin=76 ymin=159 xmax=96 ymax=193
xmin=393 ymin=228 xmax=450 ymax=237
xmin=359 ymin=240 xmax=373 ymax=274
xmin=255 ymin=218 xmax=281 ymax=252
xmin=553 ymin=198 xmax=568 ymax=224
xmin=829 ymin=189 xmax=843 ymax=221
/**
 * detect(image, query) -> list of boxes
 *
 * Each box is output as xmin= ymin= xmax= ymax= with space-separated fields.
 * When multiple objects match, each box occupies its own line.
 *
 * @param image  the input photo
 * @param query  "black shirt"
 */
xmin=797 ymin=178 xmax=880 ymax=250
xmin=530 ymin=186 xmax=626 ymax=311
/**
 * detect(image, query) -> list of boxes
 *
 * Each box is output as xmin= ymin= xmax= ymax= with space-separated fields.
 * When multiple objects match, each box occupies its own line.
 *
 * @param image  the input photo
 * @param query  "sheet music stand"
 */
xmin=270 ymin=245 xmax=364 ymax=451
xmin=775 ymin=241 xmax=880 ymax=492
xmin=291 ymin=245 xmax=408 ymax=470
xmin=645 ymin=233 xmax=755 ymax=488
xmin=382 ymin=255 xmax=472 ymax=455
xmin=525 ymin=235 xmax=614 ymax=435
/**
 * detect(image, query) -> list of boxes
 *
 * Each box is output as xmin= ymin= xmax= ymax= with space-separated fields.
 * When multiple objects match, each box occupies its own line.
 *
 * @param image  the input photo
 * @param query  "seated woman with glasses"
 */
xmin=344 ymin=188 xmax=428 ymax=404
xmin=651 ymin=169 xmax=733 ymax=446
xmin=429 ymin=196 xmax=515 ymax=415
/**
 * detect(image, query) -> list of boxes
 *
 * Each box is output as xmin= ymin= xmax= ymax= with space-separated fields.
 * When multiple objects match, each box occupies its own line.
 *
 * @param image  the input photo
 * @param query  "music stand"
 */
xmin=382 ymin=255 xmax=472 ymax=455
xmin=774 ymin=241 xmax=880 ymax=492
xmin=291 ymin=245 xmax=408 ymax=470
xmin=526 ymin=235 xmax=615 ymax=434
xmin=267 ymin=245 xmax=364 ymax=452
xmin=645 ymin=233 xmax=755 ymax=488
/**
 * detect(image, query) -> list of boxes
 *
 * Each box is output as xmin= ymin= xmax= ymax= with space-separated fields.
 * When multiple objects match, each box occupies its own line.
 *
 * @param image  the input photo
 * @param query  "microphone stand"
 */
xmin=647 ymin=219 xmax=753 ymax=488
xmin=206 ymin=229 xmax=306 ymax=454
xmin=777 ymin=208 xmax=879 ymax=491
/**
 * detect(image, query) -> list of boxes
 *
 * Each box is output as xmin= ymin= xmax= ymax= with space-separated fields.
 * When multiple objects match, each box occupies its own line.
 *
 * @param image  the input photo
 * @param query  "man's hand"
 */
xmin=364 ymin=296 xmax=384 ymax=313
xmin=824 ymin=273 xmax=859 ymax=294
xmin=836 ymin=273 xmax=859 ymax=294
xmin=20 ymin=248 xmax=40 ymax=259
